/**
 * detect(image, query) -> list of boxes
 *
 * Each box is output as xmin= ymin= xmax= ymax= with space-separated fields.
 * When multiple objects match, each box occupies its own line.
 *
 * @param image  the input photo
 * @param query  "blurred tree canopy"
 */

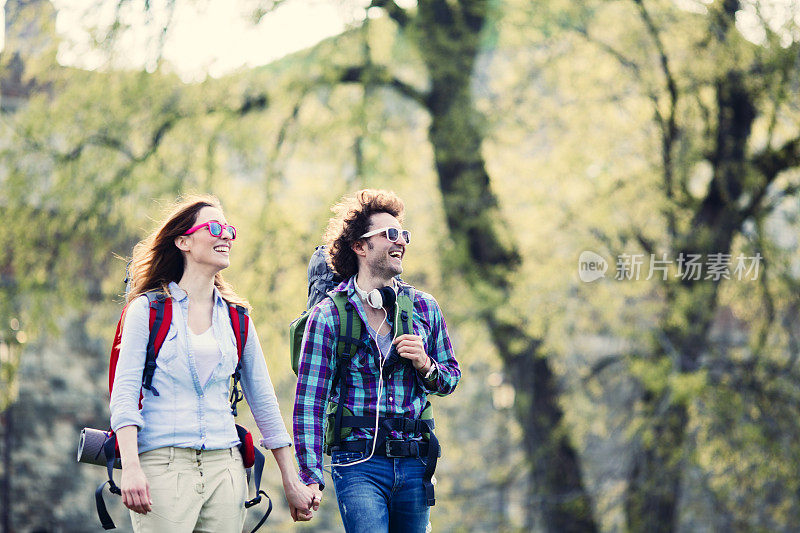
xmin=2 ymin=0 xmax=800 ymax=531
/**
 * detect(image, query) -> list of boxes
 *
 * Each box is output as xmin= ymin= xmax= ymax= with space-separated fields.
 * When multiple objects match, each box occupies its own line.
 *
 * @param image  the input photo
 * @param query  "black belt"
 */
xmin=327 ymin=411 xmax=440 ymax=506
xmin=332 ymin=438 xmax=435 ymax=458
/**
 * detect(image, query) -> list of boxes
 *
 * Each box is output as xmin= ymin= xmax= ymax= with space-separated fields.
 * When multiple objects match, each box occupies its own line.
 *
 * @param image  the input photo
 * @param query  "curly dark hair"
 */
xmin=324 ymin=189 xmax=405 ymax=279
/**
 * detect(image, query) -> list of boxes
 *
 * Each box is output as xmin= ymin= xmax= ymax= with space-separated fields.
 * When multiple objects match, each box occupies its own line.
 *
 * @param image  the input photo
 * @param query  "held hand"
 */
xmin=393 ymin=334 xmax=430 ymax=372
xmin=291 ymin=504 xmax=313 ymax=522
xmin=309 ymin=483 xmax=322 ymax=512
xmin=120 ymin=463 xmax=152 ymax=515
xmin=284 ymin=479 xmax=315 ymax=521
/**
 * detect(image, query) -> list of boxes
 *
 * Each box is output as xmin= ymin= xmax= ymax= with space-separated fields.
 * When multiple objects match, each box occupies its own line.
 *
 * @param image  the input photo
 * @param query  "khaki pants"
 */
xmin=131 ymin=446 xmax=247 ymax=533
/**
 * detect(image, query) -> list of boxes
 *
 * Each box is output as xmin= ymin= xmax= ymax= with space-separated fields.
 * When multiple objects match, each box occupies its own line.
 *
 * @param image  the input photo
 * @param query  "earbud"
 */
xmin=365 ymin=286 xmax=396 ymax=309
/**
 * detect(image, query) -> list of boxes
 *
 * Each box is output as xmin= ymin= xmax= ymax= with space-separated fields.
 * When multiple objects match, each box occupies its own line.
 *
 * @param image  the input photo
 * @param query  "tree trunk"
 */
xmin=415 ymin=1 xmax=598 ymax=530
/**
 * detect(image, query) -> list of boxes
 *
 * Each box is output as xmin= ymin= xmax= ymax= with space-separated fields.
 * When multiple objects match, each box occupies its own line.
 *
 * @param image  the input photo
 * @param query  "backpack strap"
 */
xmin=94 ymin=434 xmax=122 ymax=529
xmin=394 ymin=286 xmax=414 ymax=336
xmin=329 ymin=292 xmax=362 ymax=450
xmin=328 ymin=287 xmax=416 ymax=445
xmin=381 ymin=286 xmax=415 ymax=378
xmin=227 ymin=303 xmax=249 ymax=416
xmin=141 ymin=291 xmax=172 ymax=402
xmin=324 ymin=287 xmax=438 ymax=505
xmin=243 ymin=446 xmax=272 ymax=533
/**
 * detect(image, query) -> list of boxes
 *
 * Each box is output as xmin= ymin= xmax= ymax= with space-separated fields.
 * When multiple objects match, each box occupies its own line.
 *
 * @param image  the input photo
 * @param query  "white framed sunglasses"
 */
xmin=360 ymin=226 xmax=411 ymax=245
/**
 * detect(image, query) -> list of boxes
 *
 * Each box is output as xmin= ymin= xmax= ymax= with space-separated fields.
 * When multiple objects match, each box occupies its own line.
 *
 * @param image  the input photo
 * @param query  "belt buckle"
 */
xmin=385 ymin=439 xmax=404 ymax=458
xmin=385 ymin=439 xmax=420 ymax=458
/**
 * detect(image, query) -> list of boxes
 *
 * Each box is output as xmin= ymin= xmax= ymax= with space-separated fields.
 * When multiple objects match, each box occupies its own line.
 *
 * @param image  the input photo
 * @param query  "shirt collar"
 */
xmin=168 ymin=281 xmax=186 ymax=301
xmin=168 ymin=280 xmax=226 ymax=307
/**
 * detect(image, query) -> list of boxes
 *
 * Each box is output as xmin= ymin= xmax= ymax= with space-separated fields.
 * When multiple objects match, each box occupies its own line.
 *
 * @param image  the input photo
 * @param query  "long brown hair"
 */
xmin=324 ymin=189 xmax=405 ymax=279
xmin=126 ymin=194 xmax=250 ymax=309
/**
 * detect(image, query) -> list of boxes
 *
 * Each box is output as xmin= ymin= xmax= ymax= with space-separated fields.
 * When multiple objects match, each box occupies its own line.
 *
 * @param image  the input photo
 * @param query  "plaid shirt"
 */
xmin=293 ymin=277 xmax=460 ymax=487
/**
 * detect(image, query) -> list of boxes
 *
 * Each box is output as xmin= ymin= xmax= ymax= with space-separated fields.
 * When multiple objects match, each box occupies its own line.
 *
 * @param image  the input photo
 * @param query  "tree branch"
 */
xmin=582 ymin=354 xmax=625 ymax=383
xmin=634 ymin=0 xmax=678 ymax=121
xmin=576 ymin=27 xmax=641 ymax=76
xmin=21 ymin=90 xmax=270 ymax=168
xmin=742 ymin=135 xmax=800 ymax=219
xmin=634 ymin=0 xmax=680 ymax=232
xmin=369 ymin=0 xmax=411 ymax=28
xmin=338 ymin=65 xmax=429 ymax=108
xmin=752 ymin=135 xmax=800 ymax=180
xmin=575 ymin=28 xmax=667 ymax=138
xmin=458 ymin=0 xmax=489 ymax=34
xmin=750 ymin=216 xmax=775 ymax=356
xmin=636 ymin=231 xmax=655 ymax=256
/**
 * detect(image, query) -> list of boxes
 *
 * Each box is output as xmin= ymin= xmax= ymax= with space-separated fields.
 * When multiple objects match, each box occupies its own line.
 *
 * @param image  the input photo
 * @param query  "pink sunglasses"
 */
xmin=184 ymin=220 xmax=237 ymax=240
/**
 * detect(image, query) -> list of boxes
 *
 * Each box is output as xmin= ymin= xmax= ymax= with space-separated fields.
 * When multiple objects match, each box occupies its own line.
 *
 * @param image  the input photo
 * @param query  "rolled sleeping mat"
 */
xmin=77 ymin=428 xmax=121 ymax=469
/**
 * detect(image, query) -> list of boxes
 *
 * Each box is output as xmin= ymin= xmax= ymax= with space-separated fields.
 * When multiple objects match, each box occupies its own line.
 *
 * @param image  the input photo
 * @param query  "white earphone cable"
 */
xmin=325 ymin=307 xmax=388 ymax=471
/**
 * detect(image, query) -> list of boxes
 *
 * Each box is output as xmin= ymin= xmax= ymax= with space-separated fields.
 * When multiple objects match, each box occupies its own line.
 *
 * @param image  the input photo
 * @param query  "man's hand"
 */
xmin=393 ymin=334 xmax=431 ymax=372
xmin=309 ymin=483 xmax=322 ymax=512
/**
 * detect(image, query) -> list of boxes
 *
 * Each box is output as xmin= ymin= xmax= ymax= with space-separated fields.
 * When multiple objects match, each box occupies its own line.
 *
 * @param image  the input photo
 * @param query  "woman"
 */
xmin=110 ymin=195 xmax=315 ymax=531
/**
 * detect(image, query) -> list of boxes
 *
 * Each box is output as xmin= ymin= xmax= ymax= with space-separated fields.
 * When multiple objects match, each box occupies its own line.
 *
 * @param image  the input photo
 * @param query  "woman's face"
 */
xmin=177 ymin=205 xmax=233 ymax=273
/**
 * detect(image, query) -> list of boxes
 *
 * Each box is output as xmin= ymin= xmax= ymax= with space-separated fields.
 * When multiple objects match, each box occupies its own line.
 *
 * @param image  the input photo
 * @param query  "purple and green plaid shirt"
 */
xmin=293 ymin=277 xmax=460 ymax=487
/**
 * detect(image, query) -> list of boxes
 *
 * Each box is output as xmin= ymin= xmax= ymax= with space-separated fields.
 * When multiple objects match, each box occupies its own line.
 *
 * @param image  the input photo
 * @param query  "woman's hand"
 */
xmin=120 ymin=462 xmax=152 ymax=514
xmin=115 ymin=425 xmax=151 ymax=514
xmin=284 ymin=478 xmax=316 ymax=521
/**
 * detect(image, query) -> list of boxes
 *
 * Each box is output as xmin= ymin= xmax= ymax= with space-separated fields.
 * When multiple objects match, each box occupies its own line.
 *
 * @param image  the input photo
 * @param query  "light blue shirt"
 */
xmin=110 ymin=282 xmax=292 ymax=452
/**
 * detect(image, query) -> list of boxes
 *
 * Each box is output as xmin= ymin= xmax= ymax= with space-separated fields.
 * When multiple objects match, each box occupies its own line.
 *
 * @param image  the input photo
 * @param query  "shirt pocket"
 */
xmin=143 ymin=326 xmax=179 ymax=401
xmin=215 ymin=329 xmax=239 ymax=377
xmin=154 ymin=326 xmax=180 ymax=370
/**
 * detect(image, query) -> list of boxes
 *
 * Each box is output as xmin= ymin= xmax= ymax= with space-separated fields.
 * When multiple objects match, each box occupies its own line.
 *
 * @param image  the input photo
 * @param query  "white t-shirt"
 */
xmin=189 ymin=326 xmax=221 ymax=386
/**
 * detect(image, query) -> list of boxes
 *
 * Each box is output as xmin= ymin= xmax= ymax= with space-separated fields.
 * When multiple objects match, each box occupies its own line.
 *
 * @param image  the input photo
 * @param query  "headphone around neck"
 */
xmin=365 ymin=286 xmax=397 ymax=309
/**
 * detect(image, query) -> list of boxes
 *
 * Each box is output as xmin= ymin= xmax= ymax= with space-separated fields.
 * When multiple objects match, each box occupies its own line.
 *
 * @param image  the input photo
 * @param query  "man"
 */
xmin=293 ymin=189 xmax=461 ymax=532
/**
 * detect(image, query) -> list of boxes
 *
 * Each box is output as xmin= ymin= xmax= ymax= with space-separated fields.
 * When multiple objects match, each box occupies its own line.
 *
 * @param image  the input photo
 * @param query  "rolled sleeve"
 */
xmin=415 ymin=294 xmax=460 ymax=396
xmin=240 ymin=321 xmax=293 ymax=450
xmin=293 ymin=303 xmax=336 ymax=488
xmin=109 ymin=296 xmax=149 ymax=433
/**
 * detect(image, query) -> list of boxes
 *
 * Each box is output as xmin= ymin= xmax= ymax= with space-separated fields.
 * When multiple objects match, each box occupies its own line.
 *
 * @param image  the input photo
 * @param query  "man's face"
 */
xmin=361 ymin=212 xmax=407 ymax=279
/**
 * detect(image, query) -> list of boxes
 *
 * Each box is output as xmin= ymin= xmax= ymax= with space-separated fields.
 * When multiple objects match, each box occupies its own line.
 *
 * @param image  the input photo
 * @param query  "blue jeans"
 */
xmin=331 ymin=450 xmax=431 ymax=533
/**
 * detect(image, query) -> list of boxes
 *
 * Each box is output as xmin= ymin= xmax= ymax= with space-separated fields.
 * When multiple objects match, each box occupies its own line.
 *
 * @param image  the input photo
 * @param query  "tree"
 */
xmin=326 ymin=1 xmax=600 ymax=529
xmin=559 ymin=0 xmax=800 ymax=529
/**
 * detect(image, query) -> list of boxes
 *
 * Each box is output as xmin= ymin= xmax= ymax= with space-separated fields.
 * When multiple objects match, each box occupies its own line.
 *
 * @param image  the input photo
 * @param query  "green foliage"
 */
xmin=4 ymin=0 xmax=800 ymax=530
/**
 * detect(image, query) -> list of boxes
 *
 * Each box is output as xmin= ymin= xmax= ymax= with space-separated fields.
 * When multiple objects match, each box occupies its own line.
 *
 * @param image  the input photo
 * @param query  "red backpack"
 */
xmin=94 ymin=290 xmax=271 ymax=531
